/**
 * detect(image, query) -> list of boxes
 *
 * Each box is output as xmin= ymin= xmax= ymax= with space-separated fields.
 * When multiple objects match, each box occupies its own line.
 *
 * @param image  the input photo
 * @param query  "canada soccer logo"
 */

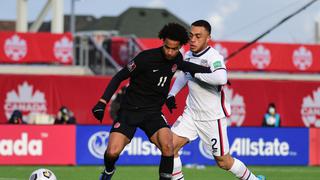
xmin=4 ymin=34 xmax=27 ymax=61
xmin=223 ymin=87 xmax=246 ymax=126
xmin=292 ymin=46 xmax=313 ymax=71
xmin=301 ymin=87 xmax=320 ymax=127
xmin=53 ymin=36 xmax=73 ymax=63
xmin=250 ymin=45 xmax=271 ymax=69
xmin=4 ymin=81 xmax=47 ymax=122
xmin=213 ymin=43 xmax=228 ymax=58
xmin=88 ymin=131 xmax=109 ymax=159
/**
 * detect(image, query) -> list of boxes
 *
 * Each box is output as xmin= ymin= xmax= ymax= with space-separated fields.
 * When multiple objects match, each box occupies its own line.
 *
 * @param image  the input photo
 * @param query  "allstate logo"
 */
xmin=88 ymin=131 xmax=109 ymax=159
xmin=198 ymin=140 xmax=214 ymax=160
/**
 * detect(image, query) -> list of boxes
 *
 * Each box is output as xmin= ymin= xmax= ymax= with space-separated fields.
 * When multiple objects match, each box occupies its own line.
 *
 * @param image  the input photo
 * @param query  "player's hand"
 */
xmin=189 ymin=72 xmax=196 ymax=78
xmin=165 ymin=96 xmax=177 ymax=113
xmin=92 ymin=100 xmax=106 ymax=122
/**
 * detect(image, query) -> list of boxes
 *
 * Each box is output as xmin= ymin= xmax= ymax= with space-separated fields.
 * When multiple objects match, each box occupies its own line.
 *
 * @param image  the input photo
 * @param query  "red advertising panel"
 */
xmin=0 ymin=74 xmax=126 ymax=125
xmin=111 ymin=37 xmax=130 ymax=66
xmin=0 ymin=74 xmax=319 ymax=127
xmin=0 ymin=32 xmax=73 ymax=64
xmin=137 ymin=38 xmax=320 ymax=73
xmin=309 ymin=128 xmax=320 ymax=165
xmin=0 ymin=125 xmax=75 ymax=165
xmin=223 ymin=79 xmax=320 ymax=127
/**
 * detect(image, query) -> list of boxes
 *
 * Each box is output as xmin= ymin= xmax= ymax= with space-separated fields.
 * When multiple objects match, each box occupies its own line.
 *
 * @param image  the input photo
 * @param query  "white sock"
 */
xmin=229 ymin=158 xmax=257 ymax=180
xmin=172 ymin=156 xmax=184 ymax=180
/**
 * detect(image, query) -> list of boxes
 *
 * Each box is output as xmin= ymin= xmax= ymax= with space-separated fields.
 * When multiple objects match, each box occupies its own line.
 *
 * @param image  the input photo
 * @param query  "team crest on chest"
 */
xmin=171 ymin=64 xmax=177 ymax=72
xmin=200 ymin=59 xmax=209 ymax=67
xmin=127 ymin=60 xmax=136 ymax=72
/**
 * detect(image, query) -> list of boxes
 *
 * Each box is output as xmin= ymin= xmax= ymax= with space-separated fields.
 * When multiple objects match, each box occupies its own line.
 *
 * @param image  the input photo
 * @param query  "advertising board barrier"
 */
xmin=76 ymin=126 xmax=309 ymax=165
xmin=138 ymin=38 xmax=320 ymax=73
xmin=309 ymin=128 xmax=320 ymax=165
xmin=0 ymin=125 xmax=76 ymax=165
xmin=0 ymin=32 xmax=73 ymax=64
xmin=1 ymin=74 xmax=320 ymax=127
xmin=76 ymin=125 xmax=161 ymax=165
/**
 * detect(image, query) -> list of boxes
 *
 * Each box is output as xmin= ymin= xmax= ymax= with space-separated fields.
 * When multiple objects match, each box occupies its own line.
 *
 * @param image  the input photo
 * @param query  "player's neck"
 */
xmin=192 ymin=46 xmax=210 ymax=57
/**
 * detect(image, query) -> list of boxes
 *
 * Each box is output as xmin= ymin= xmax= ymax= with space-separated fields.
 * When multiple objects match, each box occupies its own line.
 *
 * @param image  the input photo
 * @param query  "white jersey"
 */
xmin=169 ymin=46 xmax=231 ymax=121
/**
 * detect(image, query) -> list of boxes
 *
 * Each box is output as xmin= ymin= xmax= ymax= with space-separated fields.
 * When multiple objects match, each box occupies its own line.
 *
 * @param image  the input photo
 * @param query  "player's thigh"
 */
xmin=171 ymin=113 xmax=198 ymax=142
xmin=140 ymin=112 xmax=173 ymax=154
xmin=106 ymin=132 xmax=130 ymax=155
xmin=149 ymin=127 xmax=173 ymax=151
xmin=196 ymin=118 xmax=229 ymax=157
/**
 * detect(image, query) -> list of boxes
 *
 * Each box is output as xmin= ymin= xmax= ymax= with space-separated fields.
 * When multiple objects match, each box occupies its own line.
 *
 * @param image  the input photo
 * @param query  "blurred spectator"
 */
xmin=8 ymin=109 xmax=23 ymax=124
xmin=110 ymin=86 xmax=127 ymax=121
xmin=54 ymin=106 xmax=76 ymax=124
xmin=262 ymin=103 xmax=281 ymax=127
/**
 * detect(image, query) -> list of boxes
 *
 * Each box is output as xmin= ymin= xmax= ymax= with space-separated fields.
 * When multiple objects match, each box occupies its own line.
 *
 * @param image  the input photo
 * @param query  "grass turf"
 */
xmin=0 ymin=165 xmax=319 ymax=180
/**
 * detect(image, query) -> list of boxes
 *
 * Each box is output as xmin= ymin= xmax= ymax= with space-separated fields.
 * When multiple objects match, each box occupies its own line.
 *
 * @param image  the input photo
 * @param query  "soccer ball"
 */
xmin=29 ymin=168 xmax=57 ymax=180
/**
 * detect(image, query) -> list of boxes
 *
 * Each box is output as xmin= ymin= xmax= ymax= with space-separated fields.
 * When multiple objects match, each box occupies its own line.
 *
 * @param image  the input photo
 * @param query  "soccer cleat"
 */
xmin=257 ymin=175 xmax=266 ymax=180
xmin=99 ymin=169 xmax=115 ymax=180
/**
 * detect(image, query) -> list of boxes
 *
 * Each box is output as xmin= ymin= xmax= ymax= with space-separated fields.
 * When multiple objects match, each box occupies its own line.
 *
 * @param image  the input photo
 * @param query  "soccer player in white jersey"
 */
xmin=166 ymin=20 xmax=266 ymax=180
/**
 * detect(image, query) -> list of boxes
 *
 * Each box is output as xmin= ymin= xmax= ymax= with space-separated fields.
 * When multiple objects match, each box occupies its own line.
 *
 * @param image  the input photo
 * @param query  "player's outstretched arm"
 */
xmin=177 ymin=60 xmax=211 ymax=76
xmin=168 ymin=72 xmax=188 ymax=97
xmin=194 ymin=68 xmax=228 ymax=85
xmin=92 ymin=68 xmax=130 ymax=122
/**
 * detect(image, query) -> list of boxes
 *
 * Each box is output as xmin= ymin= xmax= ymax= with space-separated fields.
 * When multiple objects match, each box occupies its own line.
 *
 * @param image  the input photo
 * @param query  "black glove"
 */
xmin=189 ymin=72 xmax=195 ymax=78
xmin=92 ymin=101 xmax=106 ymax=122
xmin=165 ymin=96 xmax=177 ymax=113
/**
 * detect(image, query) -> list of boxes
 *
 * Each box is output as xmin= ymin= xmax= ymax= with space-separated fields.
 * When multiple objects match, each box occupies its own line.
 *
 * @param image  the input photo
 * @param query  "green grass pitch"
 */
xmin=0 ymin=165 xmax=319 ymax=180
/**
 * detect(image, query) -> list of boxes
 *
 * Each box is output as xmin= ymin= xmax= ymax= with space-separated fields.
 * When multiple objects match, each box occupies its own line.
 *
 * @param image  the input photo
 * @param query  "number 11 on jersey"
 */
xmin=157 ymin=76 xmax=167 ymax=87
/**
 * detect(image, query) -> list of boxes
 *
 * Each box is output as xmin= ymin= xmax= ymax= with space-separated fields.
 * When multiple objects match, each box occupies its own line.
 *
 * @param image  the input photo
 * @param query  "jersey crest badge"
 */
xmin=127 ymin=60 xmax=136 ymax=72
xmin=114 ymin=122 xmax=121 ymax=128
xmin=201 ymin=59 xmax=209 ymax=67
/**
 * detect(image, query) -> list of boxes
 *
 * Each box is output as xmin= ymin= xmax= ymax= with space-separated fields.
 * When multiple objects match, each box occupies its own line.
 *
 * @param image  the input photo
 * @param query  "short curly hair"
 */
xmin=158 ymin=23 xmax=189 ymax=45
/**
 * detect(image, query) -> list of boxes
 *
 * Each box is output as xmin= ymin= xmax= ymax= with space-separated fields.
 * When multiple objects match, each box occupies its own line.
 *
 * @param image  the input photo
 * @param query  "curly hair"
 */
xmin=158 ymin=23 xmax=189 ymax=45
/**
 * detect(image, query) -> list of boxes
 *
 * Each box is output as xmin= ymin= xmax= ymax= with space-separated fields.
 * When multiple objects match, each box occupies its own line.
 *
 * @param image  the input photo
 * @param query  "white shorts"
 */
xmin=171 ymin=110 xmax=229 ymax=157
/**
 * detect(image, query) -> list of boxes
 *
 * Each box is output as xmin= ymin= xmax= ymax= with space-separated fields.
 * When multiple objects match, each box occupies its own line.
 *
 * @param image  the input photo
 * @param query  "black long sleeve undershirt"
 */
xmin=100 ymin=67 xmax=130 ymax=103
xmin=177 ymin=60 xmax=211 ymax=74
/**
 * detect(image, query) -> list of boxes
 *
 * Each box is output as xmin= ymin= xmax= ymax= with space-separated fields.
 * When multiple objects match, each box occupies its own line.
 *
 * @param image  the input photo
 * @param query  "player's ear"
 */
xmin=206 ymin=35 xmax=211 ymax=44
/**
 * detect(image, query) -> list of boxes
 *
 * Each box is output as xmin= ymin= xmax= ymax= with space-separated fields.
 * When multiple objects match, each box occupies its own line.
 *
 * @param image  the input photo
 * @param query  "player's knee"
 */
xmin=105 ymin=147 xmax=121 ymax=159
xmin=160 ymin=142 xmax=174 ymax=156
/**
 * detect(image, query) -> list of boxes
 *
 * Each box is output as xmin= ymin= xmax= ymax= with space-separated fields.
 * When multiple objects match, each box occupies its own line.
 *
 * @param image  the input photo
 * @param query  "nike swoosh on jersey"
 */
xmin=153 ymin=69 xmax=159 ymax=72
